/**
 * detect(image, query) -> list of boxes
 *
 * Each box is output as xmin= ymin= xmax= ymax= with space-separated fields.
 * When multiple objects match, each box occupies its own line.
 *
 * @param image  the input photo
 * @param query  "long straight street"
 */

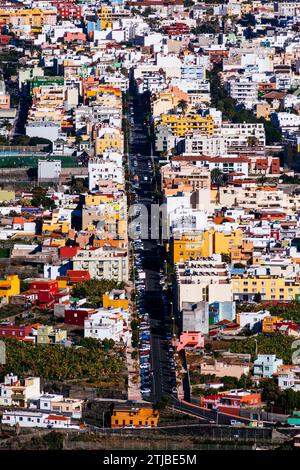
xmin=128 ymin=89 xmax=177 ymax=402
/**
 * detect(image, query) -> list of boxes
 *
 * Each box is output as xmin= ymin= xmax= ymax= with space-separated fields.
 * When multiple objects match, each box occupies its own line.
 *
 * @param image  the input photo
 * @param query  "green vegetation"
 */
xmin=184 ymin=0 xmax=195 ymax=7
xmin=71 ymin=178 xmax=88 ymax=194
xmin=2 ymin=338 xmax=124 ymax=380
xmin=155 ymin=394 xmax=171 ymax=410
xmin=72 ymin=279 xmax=125 ymax=306
xmin=219 ymin=333 xmax=294 ymax=363
xmin=0 ymin=248 xmax=10 ymax=258
xmin=238 ymin=301 xmax=300 ymax=325
xmin=209 ymin=64 xmax=282 ymax=145
xmin=211 ymin=168 xmax=228 ymax=187
xmin=78 ymin=337 xmax=115 ymax=351
xmin=191 ymin=21 xmax=220 ymax=34
xmin=31 ymin=186 xmax=55 ymax=209
xmin=29 ymin=431 xmax=64 ymax=450
xmin=268 ymin=302 xmax=300 ymax=324
xmin=0 ymin=49 xmax=23 ymax=79
xmin=0 ymin=304 xmax=24 ymax=320
xmin=261 ymin=379 xmax=300 ymax=414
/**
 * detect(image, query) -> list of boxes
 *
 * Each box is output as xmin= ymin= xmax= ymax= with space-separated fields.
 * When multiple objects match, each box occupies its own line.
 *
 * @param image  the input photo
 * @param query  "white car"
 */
xmin=230 ymin=420 xmax=244 ymax=427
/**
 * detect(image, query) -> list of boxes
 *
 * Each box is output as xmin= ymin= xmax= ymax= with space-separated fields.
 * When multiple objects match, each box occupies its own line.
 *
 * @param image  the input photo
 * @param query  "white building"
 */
xmin=226 ymin=77 xmax=258 ymax=108
xmin=2 ymin=410 xmax=81 ymax=429
xmin=238 ymin=311 xmax=270 ymax=331
xmin=0 ymin=374 xmax=40 ymax=407
xmin=38 ymin=160 xmax=62 ymax=182
xmin=88 ymin=157 xmax=124 ymax=191
xmin=278 ymin=365 xmax=300 ymax=392
xmin=73 ymin=247 xmax=128 ymax=282
xmin=253 ymin=354 xmax=283 ymax=378
xmin=174 ymin=255 xmax=233 ymax=312
xmin=84 ymin=308 xmax=127 ymax=342
xmin=25 ymin=122 xmax=61 ymax=142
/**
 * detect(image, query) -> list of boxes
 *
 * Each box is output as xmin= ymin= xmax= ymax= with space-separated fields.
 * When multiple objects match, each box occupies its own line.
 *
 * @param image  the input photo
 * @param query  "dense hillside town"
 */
xmin=0 ymin=0 xmax=300 ymax=453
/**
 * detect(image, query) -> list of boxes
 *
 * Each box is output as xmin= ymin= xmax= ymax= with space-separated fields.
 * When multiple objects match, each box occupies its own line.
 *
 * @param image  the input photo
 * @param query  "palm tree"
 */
xmin=177 ymin=99 xmax=188 ymax=115
xmin=247 ymin=136 xmax=259 ymax=147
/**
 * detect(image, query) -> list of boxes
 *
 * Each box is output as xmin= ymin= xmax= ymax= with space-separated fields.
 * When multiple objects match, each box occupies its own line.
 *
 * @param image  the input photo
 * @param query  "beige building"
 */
xmin=35 ymin=326 xmax=67 ymax=345
xmin=73 ymin=247 xmax=128 ymax=282
xmin=199 ymin=354 xmax=251 ymax=379
xmin=174 ymin=255 xmax=232 ymax=312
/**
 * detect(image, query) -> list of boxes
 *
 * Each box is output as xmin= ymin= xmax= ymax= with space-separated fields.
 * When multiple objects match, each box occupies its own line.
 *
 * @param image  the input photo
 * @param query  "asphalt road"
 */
xmin=128 ymin=91 xmax=177 ymax=402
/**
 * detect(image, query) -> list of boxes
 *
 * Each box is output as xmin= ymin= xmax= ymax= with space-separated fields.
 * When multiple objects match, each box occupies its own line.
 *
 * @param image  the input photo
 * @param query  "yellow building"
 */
xmin=95 ymin=129 xmax=124 ymax=155
xmin=159 ymin=113 xmax=214 ymax=137
xmin=111 ymin=406 xmax=159 ymax=428
xmin=0 ymin=8 xmax=56 ymax=32
xmin=98 ymin=5 xmax=113 ymax=30
xmin=102 ymin=291 xmax=129 ymax=310
xmin=0 ymin=190 xmax=15 ymax=202
xmin=171 ymin=229 xmax=243 ymax=264
xmin=171 ymin=233 xmax=205 ymax=264
xmin=0 ymin=275 xmax=20 ymax=302
xmin=262 ymin=316 xmax=284 ymax=333
xmin=42 ymin=212 xmax=70 ymax=235
xmin=232 ymin=275 xmax=300 ymax=302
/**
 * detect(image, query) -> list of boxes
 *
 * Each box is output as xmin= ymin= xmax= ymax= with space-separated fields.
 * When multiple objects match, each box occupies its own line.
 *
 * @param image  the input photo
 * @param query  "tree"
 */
xmin=72 ymin=279 xmax=125 ymax=306
xmin=2 ymin=119 xmax=12 ymax=132
xmin=155 ymin=394 xmax=171 ymax=410
xmin=247 ymin=136 xmax=259 ymax=147
xmin=71 ymin=178 xmax=88 ymax=194
xmin=142 ymin=6 xmax=155 ymax=17
xmin=184 ymin=0 xmax=195 ymax=7
xmin=208 ymin=64 xmax=282 ymax=144
xmin=11 ymin=135 xmax=30 ymax=146
xmin=2 ymin=337 xmax=124 ymax=380
xmin=253 ymin=292 xmax=262 ymax=303
xmin=177 ymin=99 xmax=188 ymax=115
xmin=31 ymin=186 xmax=55 ymax=209
xmin=78 ymin=337 xmax=101 ymax=349
xmin=211 ymin=168 xmax=227 ymax=187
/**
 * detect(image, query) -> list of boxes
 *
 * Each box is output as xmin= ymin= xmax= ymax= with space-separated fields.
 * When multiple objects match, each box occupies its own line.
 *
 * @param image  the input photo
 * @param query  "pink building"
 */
xmin=176 ymin=332 xmax=204 ymax=352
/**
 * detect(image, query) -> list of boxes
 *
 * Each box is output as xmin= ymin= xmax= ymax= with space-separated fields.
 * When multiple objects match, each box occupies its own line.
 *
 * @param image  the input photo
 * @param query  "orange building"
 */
xmin=111 ymin=406 xmax=159 ymax=428
xmin=262 ymin=316 xmax=284 ymax=333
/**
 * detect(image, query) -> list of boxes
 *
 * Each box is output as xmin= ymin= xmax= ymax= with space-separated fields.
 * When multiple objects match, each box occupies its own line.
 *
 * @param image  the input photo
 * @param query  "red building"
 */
xmin=27 ymin=280 xmax=60 ymax=309
xmin=67 ymin=270 xmax=90 ymax=284
xmin=200 ymin=390 xmax=261 ymax=416
xmin=0 ymin=324 xmax=32 ymax=340
xmin=163 ymin=23 xmax=190 ymax=36
xmin=30 ymin=280 xmax=59 ymax=294
xmin=274 ymin=320 xmax=300 ymax=336
xmin=0 ymin=35 xmax=11 ymax=45
xmin=57 ymin=4 xmax=82 ymax=20
xmin=60 ymin=246 xmax=79 ymax=259
xmin=252 ymin=157 xmax=280 ymax=175
xmin=64 ymin=308 xmax=95 ymax=327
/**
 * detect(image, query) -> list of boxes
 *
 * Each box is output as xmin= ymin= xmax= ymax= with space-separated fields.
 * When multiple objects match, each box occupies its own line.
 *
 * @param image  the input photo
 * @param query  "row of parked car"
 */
xmin=133 ymin=238 xmax=152 ymax=399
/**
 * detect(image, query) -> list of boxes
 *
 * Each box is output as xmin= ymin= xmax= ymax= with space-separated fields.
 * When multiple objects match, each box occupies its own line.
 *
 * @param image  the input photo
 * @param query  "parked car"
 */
xmin=230 ymin=420 xmax=245 ymax=427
